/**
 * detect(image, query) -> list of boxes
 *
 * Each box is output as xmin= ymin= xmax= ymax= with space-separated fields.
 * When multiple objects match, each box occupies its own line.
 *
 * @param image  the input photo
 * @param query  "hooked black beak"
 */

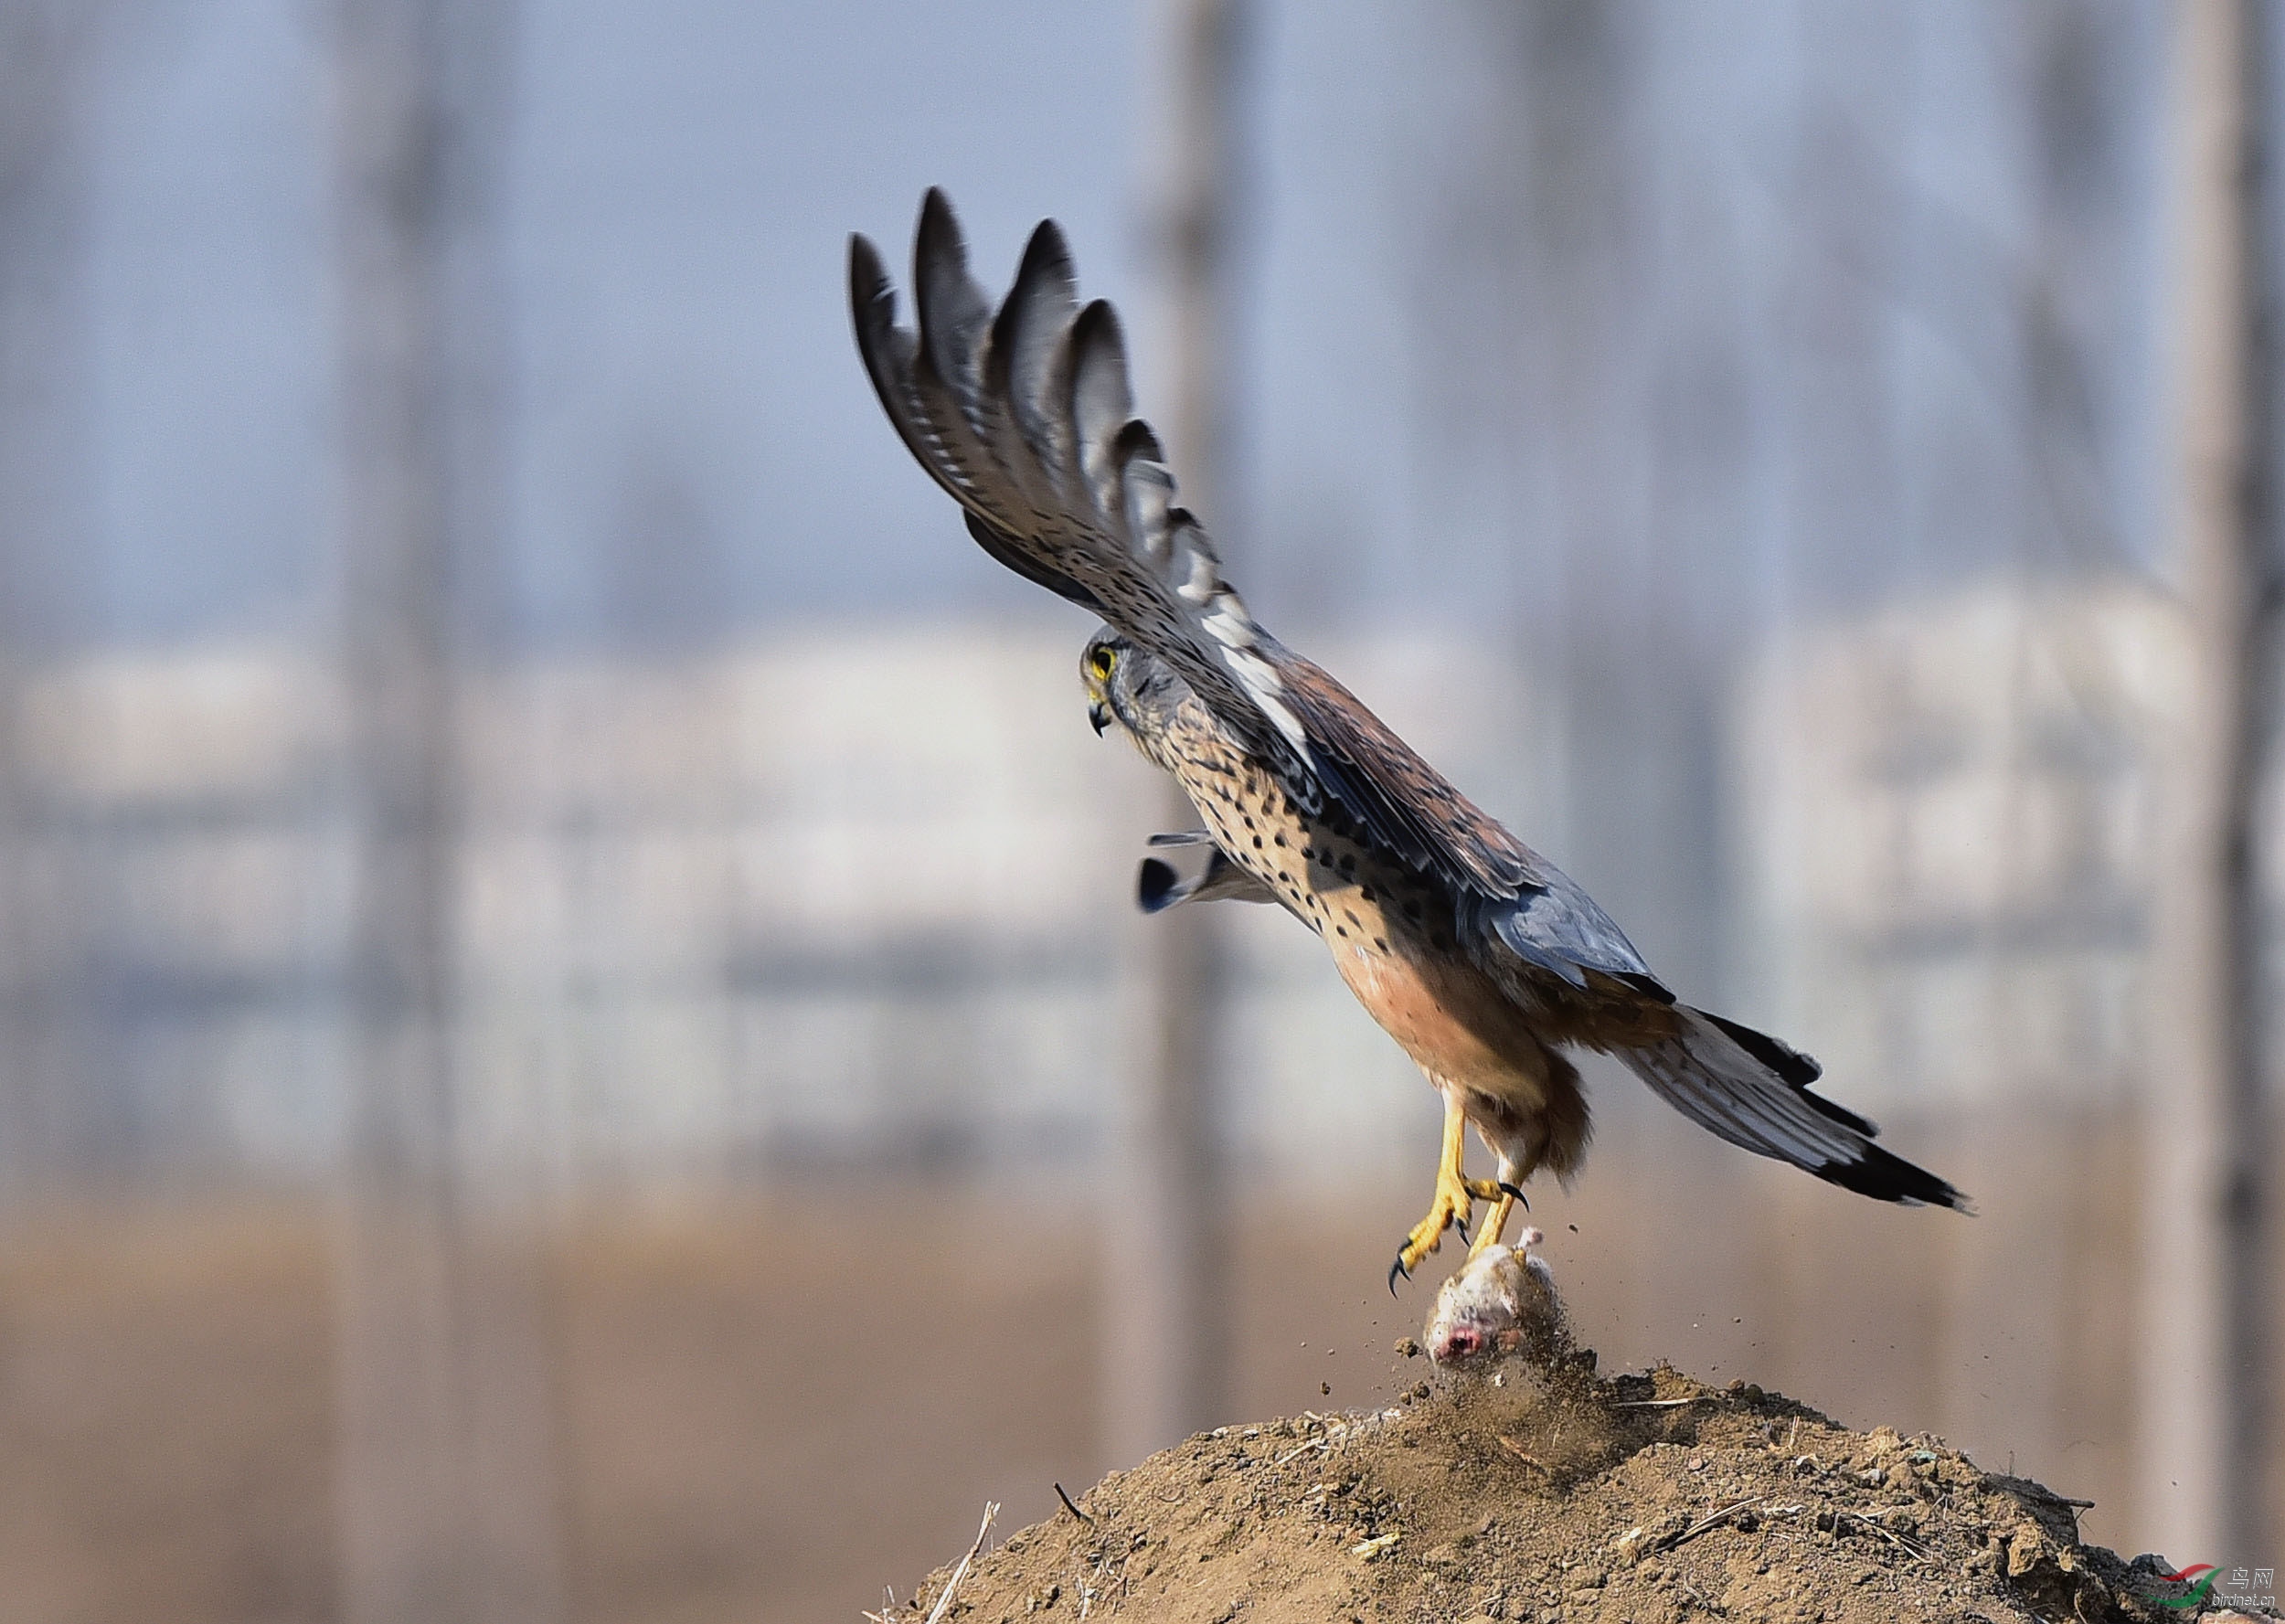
xmin=1088 ymin=699 xmax=1111 ymax=737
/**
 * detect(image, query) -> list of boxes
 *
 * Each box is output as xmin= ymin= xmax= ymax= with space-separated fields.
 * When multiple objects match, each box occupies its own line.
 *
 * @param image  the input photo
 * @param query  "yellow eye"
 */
xmin=1088 ymin=644 xmax=1117 ymax=681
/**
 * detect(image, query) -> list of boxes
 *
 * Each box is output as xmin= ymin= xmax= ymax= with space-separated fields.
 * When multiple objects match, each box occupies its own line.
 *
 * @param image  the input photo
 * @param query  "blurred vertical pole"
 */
xmin=330 ymin=4 xmax=566 ymax=1623
xmin=2221 ymin=0 xmax=2280 ymax=1566
xmin=0 ymin=0 xmax=90 ymax=1198
xmin=1105 ymin=0 xmax=1248 ymax=1462
xmin=2143 ymin=0 xmax=2273 ymax=1567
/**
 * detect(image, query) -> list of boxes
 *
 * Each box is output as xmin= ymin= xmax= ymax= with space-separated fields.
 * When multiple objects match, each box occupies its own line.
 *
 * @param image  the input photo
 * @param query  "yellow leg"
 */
xmin=1390 ymin=1091 xmax=1508 ymax=1288
xmin=1466 ymin=1190 xmax=1516 ymax=1259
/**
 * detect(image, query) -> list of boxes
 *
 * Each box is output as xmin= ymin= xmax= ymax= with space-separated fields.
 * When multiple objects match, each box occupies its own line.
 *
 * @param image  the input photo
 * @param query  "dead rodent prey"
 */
xmin=1424 ymin=1227 xmax=1569 ymax=1367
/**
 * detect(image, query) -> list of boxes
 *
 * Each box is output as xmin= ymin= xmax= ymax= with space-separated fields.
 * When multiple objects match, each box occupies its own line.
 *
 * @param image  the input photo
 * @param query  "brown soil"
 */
xmin=891 ymin=1353 xmax=2234 ymax=1624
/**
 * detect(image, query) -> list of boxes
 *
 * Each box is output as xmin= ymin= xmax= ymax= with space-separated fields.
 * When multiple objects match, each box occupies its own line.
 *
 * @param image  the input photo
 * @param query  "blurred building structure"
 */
xmin=0 ymin=629 xmax=1537 ymax=1194
xmin=1737 ymin=578 xmax=2189 ymax=1118
xmin=1 ymin=580 xmax=2243 ymax=1172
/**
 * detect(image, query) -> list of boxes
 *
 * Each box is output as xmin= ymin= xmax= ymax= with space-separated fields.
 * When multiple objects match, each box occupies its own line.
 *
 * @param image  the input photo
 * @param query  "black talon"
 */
xmin=1499 ymin=1182 xmax=1530 ymax=1211
xmin=1455 ymin=1212 xmax=1471 ymax=1244
xmin=1387 ymin=1256 xmax=1409 ymax=1296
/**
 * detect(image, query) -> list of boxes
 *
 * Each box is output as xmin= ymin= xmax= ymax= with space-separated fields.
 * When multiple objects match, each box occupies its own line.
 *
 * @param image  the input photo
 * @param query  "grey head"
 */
xmin=1079 ymin=626 xmax=1190 ymax=745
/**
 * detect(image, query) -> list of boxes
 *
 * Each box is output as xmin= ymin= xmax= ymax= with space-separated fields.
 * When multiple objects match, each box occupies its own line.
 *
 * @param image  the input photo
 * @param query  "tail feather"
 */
xmin=1621 ymin=1006 xmax=1970 ymax=1212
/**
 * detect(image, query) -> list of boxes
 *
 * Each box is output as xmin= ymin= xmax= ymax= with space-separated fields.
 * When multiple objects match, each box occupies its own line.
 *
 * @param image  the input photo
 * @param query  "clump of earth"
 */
xmin=888 ymin=1248 xmax=2261 ymax=1623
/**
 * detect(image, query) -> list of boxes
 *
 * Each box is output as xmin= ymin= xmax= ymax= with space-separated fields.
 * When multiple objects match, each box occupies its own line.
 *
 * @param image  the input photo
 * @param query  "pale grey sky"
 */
xmin=56 ymin=0 xmax=2176 ymax=652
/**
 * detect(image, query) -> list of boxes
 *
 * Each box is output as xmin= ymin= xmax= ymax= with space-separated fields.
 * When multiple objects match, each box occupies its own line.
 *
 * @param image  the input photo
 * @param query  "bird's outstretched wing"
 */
xmin=850 ymin=189 xmax=1561 ymax=905
xmin=850 ymin=191 xmax=1290 ymax=740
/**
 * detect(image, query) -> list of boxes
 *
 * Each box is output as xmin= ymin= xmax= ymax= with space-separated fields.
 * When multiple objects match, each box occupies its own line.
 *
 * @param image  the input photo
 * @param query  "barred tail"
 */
xmin=1619 ymin=1006 xmax=1971 ymax=1211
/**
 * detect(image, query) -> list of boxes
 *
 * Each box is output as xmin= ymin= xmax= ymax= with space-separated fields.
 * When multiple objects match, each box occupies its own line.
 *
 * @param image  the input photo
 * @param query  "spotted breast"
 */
xmin=1149 ymin=698 xmax=1578 ymax=1154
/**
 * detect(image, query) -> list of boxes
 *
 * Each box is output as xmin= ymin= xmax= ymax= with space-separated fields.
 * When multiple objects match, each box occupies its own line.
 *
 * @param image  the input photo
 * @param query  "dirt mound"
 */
xmin=888 ymin=1352 xmax=2241 ymax=1624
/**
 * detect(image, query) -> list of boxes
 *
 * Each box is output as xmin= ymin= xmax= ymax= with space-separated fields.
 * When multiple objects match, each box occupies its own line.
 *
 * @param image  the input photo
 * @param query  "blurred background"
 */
xmin=1 ymin=1 xmax=2281 ymax=1620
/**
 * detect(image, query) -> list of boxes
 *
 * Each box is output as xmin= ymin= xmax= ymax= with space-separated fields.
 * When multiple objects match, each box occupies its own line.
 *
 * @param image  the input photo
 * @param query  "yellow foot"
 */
xmin=1388 ymin=1174 xmax=1509 ymax=1291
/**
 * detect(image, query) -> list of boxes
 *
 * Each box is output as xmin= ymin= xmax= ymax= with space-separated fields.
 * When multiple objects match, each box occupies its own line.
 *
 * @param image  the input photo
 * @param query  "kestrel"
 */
xmin=849 ymin=191 xmax=1967 ymax=1289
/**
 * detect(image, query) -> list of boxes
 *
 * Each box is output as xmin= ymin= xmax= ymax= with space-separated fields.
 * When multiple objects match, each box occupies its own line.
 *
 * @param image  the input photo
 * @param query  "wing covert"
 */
xmin=1464 ymin=876 xmax=1664 ymax=993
